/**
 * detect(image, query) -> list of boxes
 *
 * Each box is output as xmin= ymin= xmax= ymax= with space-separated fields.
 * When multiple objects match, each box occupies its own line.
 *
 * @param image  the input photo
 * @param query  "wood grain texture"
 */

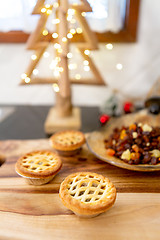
xmin=0 ymin=194 xmax=160 ymax=240
xmin=0 ymin=138 xmax=160 ymax=239
xmin=20 ymin=77 xmax=105 ymax=85
xmin=1 ymin=139 xmax=160 ymax=192
xmin=55 ymin=0 xmax=72 ymax=116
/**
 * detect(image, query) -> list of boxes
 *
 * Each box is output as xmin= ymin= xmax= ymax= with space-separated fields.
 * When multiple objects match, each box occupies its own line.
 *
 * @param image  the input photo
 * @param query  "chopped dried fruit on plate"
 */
xmin=104 ymin=122 xmax=160 ymax=165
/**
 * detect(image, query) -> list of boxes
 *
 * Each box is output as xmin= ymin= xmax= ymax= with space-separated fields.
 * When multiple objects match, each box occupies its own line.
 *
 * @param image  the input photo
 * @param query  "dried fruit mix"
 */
xmin=104 ymin=123 xmax=160 ymax=165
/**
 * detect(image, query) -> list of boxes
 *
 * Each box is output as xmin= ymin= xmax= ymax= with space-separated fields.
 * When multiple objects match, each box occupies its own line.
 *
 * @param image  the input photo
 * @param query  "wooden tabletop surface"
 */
xmin=0 ymin=139 xmax=160 ymax=240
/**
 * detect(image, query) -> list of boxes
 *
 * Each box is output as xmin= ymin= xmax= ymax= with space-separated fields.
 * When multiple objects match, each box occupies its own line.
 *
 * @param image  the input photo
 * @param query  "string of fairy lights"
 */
xmin=21 ymin=1 xmax=123 ymax=91
xmin=21 ymin=1 xmax=91 ymax=91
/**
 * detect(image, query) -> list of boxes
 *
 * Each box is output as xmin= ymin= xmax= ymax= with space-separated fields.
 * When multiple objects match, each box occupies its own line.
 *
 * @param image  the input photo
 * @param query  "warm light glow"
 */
xmin=75 ymin=48 xmax=79 ymax=53
xmin=67 ymin=33 xmax=73 ymax=39
xmin=83 ymin=60 xmax=89 ymax=65
xmin=41 ymin=8 xmax=46 ymax=13
xmin=52 ymin=32 xmax=58 ymax=38
xmin=70 ymin=19 xmax=76 ymax=24
xmin=68 ymin=63 xmax=77 ymax=70
xmin=116 ymin=63 xmax=123 ymax=70
xmin=45 ymin=4 xmax=50 ymax=8
xmin=47 ymin=9 xmax=52 ymax=15
xmin=106 ymin=43 xmax=113 ymax=50
xmin=54 ymin=43 xmax=61 ymax=49
xmin=84 ymin=49 xmax=90 ymax=55
xmin=76 ymin=27 xmax=82 ymax=34
xmin=55 ymin=57 xmax=61 ymax=62
xmin=84 ymin=65 xmax=90 ymax=71
xmin=33 ymin=69 xmax=39 ymax=75
xmin=59 ymin=67 xmax=64 ymax=72
xmin=31 ymin=54 xmax=37 ymax=60
xmin=70 ymin=28 xmax=76 ymax=34
xmin=42 ymin=29 xmax=48 ymax=36
xmin=57 ymin=48 xmax=63 ymax=53
xmin=21 ymin=73 xmax=27 ymax=79
xmin=81 ymin=12 xmax=86 ymax=17
xmin=53 ymin=70 xmax=60 ymax=77
xmin=75 ymin=74 xmax=81 ymax=80
xmin=52 ymin=18 xmax=60 ymax=24
xmin=67 ymin=52 xmax=73 ymax=58
xmin=43 ymin=52 xmax=50 ymax=58
xmin=24 ymin=77 xmax=31 ymax=83
xmin=53 ymin=2 xmax=59 ymax=8
xmin=67 ymin=15 xmax=72 ymax=22
xmin=68 ymin=9 xmax=75 ymax=15
xmin=49 ymin=60 xmax=57 ymax=70
xmin=53 ymin=83 xmax=59 ymax=92
xmin=62 ymin=37 xmax=67 ymax=42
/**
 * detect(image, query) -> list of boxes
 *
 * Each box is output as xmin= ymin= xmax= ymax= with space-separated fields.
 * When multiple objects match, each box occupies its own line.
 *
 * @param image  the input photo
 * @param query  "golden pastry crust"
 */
xmin=15 ymin=150 xmax=62 ymax=178
xmin=50 ymin=130 xmax=86 ymax=151
xmin=59 ymin=172 xmax=116 ymax=216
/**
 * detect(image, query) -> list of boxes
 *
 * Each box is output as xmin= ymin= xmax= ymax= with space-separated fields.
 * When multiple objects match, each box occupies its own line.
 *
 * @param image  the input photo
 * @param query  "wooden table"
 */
xmin=0 ymin=139 xmax=160 ymax=240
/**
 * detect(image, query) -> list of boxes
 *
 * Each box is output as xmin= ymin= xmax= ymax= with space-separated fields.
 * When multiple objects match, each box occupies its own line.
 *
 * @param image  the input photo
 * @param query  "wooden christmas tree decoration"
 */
xmin=20 ymin=0 xmax=106 ymax=133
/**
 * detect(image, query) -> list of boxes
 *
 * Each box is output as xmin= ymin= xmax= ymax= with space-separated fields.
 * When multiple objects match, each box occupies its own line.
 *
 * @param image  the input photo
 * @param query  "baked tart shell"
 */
xmin=50 ymin=130 xmax=85 ymax=155
xmin=59 ymin=172 xmax=116 ymax=217
xmin=15 ymin=150 xmax=62 ymax=185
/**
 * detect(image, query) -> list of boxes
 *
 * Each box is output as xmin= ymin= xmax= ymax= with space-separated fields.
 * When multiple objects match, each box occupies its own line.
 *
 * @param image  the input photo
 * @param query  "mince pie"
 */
xmin=50 ymin=130 xmax=86 ymax=156
xmin=59 ymin=172 xmax=116 ymax=218
xmin=15 ymin=150 xmax=62 ymax=185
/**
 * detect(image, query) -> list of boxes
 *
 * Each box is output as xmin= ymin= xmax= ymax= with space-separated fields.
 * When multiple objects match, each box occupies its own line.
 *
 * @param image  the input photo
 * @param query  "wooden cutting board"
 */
xmin=0 ymin=139 xmax=160 ymax=240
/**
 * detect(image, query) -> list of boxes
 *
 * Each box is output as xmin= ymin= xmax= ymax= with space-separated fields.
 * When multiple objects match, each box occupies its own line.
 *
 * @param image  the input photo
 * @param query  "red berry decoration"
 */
xmin=123 ymin=102 xmax=134 ymax=114
xmin=99 ymin=114 xmax=110 ymax=126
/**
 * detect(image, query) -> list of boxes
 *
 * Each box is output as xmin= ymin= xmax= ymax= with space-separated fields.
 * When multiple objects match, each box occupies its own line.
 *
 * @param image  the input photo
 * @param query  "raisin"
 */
xmin=151 ymin=157 xmax=158 ymax=165
xmin=128 ymin=160 xmax=134 ymax=165
xmin=133 ymin=159 xmax=140 ymax=164
xmin=142 ymin=154 xmax=151 ymax=164
xmin=124 ymin=143 xmax=131 ymax=150
xmin=135 ymin=138 xmax=142 ymax=145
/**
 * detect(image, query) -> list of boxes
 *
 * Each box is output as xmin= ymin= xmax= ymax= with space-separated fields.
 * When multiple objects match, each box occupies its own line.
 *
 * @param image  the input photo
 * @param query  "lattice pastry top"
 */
xmin=15 ymin=150 xmax=62 ymax=178
xmin=50 ymin=130 xmax=85 ymax=151
xmin=59 ymin=172 xmax=116 ymax=216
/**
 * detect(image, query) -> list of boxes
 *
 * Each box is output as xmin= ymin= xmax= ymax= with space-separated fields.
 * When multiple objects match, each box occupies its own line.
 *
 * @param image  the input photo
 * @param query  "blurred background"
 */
xmin=0 ymin=0 xmax=159 ymax=106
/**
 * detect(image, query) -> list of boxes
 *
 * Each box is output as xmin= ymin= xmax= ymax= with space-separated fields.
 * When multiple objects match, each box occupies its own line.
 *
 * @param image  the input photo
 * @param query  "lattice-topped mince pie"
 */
xmin=59 ymin=172 xmax=116 ymax=218
xmin=15 ymin=150 xmax=62 ymax=185
xmin=50 ymin=130 xmax=86 ymax=156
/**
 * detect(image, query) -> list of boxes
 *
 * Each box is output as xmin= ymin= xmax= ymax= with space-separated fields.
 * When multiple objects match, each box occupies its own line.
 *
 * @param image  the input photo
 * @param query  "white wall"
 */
xmin=0 ymin=0 xmax=160 ymax=106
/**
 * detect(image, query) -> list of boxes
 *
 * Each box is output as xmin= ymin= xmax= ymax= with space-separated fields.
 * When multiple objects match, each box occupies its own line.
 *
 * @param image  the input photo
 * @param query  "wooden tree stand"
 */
xmin=44 ymin=0 xmax=81 ymax=133
xmin=45 ymin=91 xmax=81 ymax=133
xmin=44 ymin=107 xmax=81 ymax=134
xmin=21 ymin=0 xmax=106 ymax=133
